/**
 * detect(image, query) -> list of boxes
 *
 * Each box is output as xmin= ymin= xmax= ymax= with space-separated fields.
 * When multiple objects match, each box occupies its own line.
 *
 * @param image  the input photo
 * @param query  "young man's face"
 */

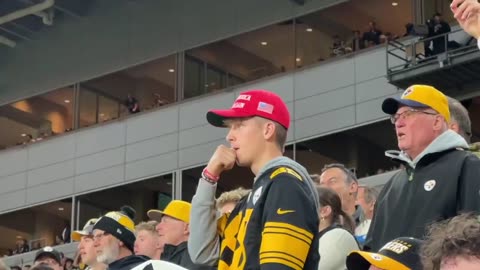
xmin=134 ymin=230 xmax=162 ymax=258
xmin=78 ymin=235 xmax=97 ymax=266
xmin=225 ymin=117 xmax=266 ymax=168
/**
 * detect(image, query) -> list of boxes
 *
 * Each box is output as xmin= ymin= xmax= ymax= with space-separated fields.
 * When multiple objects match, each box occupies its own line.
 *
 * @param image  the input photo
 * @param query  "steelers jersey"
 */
xmin=217 ymin=166 xmax=319 ymax=270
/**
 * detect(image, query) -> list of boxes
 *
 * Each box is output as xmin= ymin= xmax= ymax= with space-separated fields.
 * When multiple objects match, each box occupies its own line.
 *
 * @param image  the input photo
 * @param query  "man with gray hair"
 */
xmin=355 ymin=186 xmax=379 ymax=246
xmin=319 ymin=163 xmax=364 ymax=226
xmin=447 ymin=97 xmax=480 ymax=158
xmin=447 ymin=97 xmax=472 ymax=142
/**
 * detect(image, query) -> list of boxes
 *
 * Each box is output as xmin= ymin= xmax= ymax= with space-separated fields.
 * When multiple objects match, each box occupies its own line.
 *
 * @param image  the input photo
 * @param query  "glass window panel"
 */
xmin=0 ymin=86 xmax=74 ymax=149
xmin=98 ymin=95 xmax=120 ymax=123
xmin=0 ymin=199 xmax=72 ymax=256
xmin=184 ymin=21 xmax=295 ymax=99
xmin=296 ymin=0 xmax=414 ymax=66
xmin=77 ymin=174 xmax=173 ymax=227
xmin=182 ymin=165 xmax=254 ymax=202
xmin=184 ymin=56 xmax=206 ymax=99
xmin=82 ymin=55 xmax=176 ymax=116
xmin=295 ymin=120 xmax=397 ymax=178
xmin=78 ymin=87 xmax=98 ymax=128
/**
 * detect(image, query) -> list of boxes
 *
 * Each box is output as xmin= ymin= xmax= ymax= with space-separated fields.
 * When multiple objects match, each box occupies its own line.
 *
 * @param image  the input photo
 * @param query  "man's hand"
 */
xmin=205 ymin=145 xmax=236 ymax=178
xmin=451 ymin=0 xmax=480 ymax=39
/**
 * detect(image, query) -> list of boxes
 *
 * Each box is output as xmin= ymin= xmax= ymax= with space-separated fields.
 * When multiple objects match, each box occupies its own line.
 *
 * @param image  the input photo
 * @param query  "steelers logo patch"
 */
xmin=424 ymin=180 xmax=436 ymax=191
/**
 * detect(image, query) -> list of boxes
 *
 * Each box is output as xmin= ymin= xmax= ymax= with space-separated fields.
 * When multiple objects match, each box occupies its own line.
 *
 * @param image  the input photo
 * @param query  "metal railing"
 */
xmin=387 ymin=28 xmax=478 ymax=75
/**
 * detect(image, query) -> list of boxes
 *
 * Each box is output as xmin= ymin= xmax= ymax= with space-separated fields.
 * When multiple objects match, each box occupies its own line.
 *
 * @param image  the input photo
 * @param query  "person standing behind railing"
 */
xmin=451 ymin=0 xmax=480 ymax=49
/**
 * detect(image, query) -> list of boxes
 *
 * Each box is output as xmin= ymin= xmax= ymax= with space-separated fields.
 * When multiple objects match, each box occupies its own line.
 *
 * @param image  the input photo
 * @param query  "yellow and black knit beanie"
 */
xmin=93 ymin=205 xmax=136 ymax=252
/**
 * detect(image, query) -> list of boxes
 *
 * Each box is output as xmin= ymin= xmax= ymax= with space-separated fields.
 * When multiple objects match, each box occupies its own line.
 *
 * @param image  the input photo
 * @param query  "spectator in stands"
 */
xmin=427 ymin=13 xmax=451 ymax=55
xmin=347 ymin=237 xmax=424 ymax=270
xmin=447 ymin=97 xmax=480 ymax=157
xmin=365 ymin=85 xmax=480 ymax=251
xmin=363 ymin=21 xmax=382 ymax=46
xmin=451 ymin=0 xmax=480 ymax=49
xmin=125 ymin=94 xmax=140 ymax=114
xmin=134 ymin=221 xmax=163 ymax=260
xmin=148 ymin=200 xmax=212 ymax=269
xmin=13 ymin=237 xmax=29 ymax=255
xmin=331 ymin=35 xmax=346 ymax=56
xmin=189 ymin=90 xmax=320 ymax=269
xmin=31 ymin=266 xmax=53 ymax=270
xmin=33 ymin=247 xmax=63 ymax=270
xmin=61 ymin=222 xmax=71 ymax=244
xmin=215 ymin=187 xmax=250 ymax=215
xmin=63 ymin=259 xmax=73 ymax=270
xmin=317 ymin=187 xmax=359 ymax=270
xmin=355 ymin=186 xmax=379 ymax=246
xmin=23 ymin=265 xmax=31 ymax=270
xmin=351 ymin=30 xmax=364 ymax=52
xmin=422 ymin=212 xmax=480 ymax=269
xmin=320 ymin=163 xmax=364 ymax=227
xmin=404 ymin=23 xmax=415 ymax=37
xmin=71 ymin=218 xmax=106 ymax=270
xmin=0 ymin=259 xmax=9 ymax=270
xmin=92 ymin=206 xmax=149 ymax=270
xmin=153 ymin=93 xmax=168 ymax=107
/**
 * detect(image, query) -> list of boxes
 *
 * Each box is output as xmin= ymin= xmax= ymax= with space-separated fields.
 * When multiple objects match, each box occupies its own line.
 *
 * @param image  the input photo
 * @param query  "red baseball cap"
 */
xmin=207 ymin=89 xmax=290 ymax=129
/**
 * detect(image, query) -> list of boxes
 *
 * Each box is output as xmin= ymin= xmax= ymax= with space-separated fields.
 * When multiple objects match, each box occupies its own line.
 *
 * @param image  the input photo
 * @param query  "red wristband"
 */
xmin=203 ymin=168 xmax=220 ymax=182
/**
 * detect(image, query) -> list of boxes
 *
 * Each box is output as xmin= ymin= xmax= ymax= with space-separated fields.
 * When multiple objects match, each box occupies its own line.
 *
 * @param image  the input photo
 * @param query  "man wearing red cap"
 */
xmin=189 ymin=90 xmax=320 ymax=270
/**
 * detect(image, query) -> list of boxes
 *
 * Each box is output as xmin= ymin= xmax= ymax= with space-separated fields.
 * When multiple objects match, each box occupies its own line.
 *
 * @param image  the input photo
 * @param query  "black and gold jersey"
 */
xmin=217 ymin=166 xmax=319 ymax=270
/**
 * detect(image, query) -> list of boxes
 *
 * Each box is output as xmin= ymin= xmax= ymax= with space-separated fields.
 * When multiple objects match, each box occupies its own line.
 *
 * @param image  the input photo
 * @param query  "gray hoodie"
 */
xmin=188 ymin=156 xmax=319 ymax=265
xmin=385 ymin=130 xmax=469 ymax=169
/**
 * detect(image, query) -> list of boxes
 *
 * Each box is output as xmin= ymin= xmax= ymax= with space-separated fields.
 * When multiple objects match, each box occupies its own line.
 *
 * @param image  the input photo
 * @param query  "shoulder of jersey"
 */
xmin=269 ymin=167 xmax=303 ymax=181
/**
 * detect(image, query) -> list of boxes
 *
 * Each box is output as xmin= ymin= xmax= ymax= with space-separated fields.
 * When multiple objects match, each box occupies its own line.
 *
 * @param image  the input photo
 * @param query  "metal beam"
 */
xmin=0 ymin=35 xmax=16 ymax=47
xmin=0 ymin=26 xmax=31 ymax=41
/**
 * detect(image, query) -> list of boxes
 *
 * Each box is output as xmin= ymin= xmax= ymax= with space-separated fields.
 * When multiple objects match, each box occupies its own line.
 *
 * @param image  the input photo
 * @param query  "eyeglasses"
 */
xmin=92 ymin=232 xmax=110 ymax=241
xmin=390 ymin=108 xmax=438 ymax=124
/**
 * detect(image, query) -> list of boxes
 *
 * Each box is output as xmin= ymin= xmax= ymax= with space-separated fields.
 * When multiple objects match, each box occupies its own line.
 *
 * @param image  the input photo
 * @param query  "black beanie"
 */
xmin=93 ymin=206 xmax=136 ymax=252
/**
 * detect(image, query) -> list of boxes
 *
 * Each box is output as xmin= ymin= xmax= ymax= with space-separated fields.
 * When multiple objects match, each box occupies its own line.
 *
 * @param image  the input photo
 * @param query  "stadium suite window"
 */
xmin=295 ymin=120 xmax=398 ymax=178
xmin=75 ymin=173 xmax=173 ymax=228
xmin=0 ymin=86 xmax=74 ymax=150
xmin=0 ymin=198 xmax=73 ymax=256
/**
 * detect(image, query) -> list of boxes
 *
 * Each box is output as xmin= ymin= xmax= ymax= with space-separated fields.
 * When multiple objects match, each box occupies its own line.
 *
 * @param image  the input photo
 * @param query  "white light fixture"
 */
xmin=64 ymin=99 xmax=70 ymax=103
xmin=306 ymin=28 xmax=313 ymax=32
xmin=168 ymin=69 xmax=175 ymax=73
xmin=261 ymin=41 xmax=268 ymax=46
xmin=99 ymin=113 xmax=105 ymax=117
xmin=296 ymin=58 xmax=301 ymax=62
xmin=58 ymin=207 xmax=64 ymax=211
xmin=392 ymin=2 xmax=398 ymax=6
xmin=21 ymin=133 xmax=26 ymax=137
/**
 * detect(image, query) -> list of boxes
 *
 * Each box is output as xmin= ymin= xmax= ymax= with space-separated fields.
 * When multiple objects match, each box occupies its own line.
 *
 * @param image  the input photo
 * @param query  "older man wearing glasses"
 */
xmin=364 ymin=85 xmax=480 ymax=251
xmin=92 ymin=206 xmax=149 ymax=270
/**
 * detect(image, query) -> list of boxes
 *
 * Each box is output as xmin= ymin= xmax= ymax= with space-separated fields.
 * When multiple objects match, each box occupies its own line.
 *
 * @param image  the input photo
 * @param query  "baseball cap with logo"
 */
xmin=147 ymin=200 xmax=191 ymax=224
xmin=382 ymin=85 xmax=450 ymax=123
xmin=71 ymin=218 xmax=98 ymax=241
xmin=34 ymin=246 xmax=62 ymax=264
xmin=346 ymin=237 xmax=424 ymax=270
xmin=206 ymin=89 xmax=290 ymax=129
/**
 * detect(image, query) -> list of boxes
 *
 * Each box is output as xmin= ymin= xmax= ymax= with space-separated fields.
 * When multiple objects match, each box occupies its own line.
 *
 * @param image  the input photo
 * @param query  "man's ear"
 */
xmin=263 ymin=121 xmax=276 ymax=141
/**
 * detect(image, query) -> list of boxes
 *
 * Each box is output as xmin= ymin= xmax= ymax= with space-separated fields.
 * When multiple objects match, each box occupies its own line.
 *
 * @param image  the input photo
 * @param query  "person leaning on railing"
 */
xmin=451 ymin=0 xmax=480 ymax=48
